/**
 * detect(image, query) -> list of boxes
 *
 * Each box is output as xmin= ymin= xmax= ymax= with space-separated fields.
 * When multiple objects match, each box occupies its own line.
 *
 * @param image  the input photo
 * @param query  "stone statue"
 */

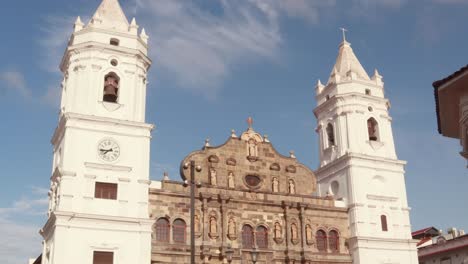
xmin=228 ymin=218 xmax=236 ymax=237
xmin=274 ymin=222 xmax=282 ymax=239
xmin=210 ymin=216 xmax=217 ymax=234
xmin=210 ymin=168 xmax=217 ymax=186
xmin=272 ymin=177 xmax=279 ymax=192
xmin=289 ymin=179 xmax=295 ymax=194
xmin=248 ymin=138 xmax=257 ymax=157
xmin=194 ymin=215 xmax=200 ymax=233
xmin=306 ymin=224 xmax=313 ymax=242
xmin=291 ymin=223 xmax=298 ymax=241
xmin=228 ymin=172 xmax=235 ymax=188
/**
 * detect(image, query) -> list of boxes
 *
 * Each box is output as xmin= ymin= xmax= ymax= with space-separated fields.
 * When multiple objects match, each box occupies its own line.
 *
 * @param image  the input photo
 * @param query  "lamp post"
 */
xmin=250 ymin=247 xmax=258 ymax=264
xmin=225 ymin=244 xmax=234 ymax=263
xmin=184 ymin=161 xmax=202 ymax=264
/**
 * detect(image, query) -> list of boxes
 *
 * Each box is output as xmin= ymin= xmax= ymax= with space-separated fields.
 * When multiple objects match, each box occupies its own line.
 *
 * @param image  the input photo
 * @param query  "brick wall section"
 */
xmin=149 ymin=136 xmax=352 ymax=264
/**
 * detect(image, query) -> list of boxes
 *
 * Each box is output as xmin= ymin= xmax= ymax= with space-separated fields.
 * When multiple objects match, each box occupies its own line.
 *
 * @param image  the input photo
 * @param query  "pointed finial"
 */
xmin=140 ymin=28 xmax=149 ymax=44
xmin=247 ymin=117 xmax=253 ymax=129
xmin=129 ymin=17 xmax=139 ymax=33
xmin=339 ymin=27 xmax=348 ymax=42
xmin=372 ymin=69 xmax=383 ymax=86
xmin=289 ymin=150 xmax=296 ymax=159
xmin=231 ymin=129 xmax=237 ymax=138
xmin=264 ymin=135 xmax=270 ymax=143
xmin=204 ymin=138 xmax=211 ymax=147
xmin=163 ymin=172 xmax=169 ymax=181
xmin=316 ymin=79 xmax=324 ymax=94
xmin=74 ymin=16 xmax=84 ymax=32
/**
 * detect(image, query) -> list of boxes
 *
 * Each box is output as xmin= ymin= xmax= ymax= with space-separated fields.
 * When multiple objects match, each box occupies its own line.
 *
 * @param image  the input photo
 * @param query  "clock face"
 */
xmin=98 ymin=138 xmax=120 ymax=162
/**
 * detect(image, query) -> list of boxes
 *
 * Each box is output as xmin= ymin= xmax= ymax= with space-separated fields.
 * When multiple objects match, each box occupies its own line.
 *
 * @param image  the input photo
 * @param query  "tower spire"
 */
xmin=327 ymin=33 xmax=370 ymax=84
xmin=89 ymin=0 xmax=130 ymax=32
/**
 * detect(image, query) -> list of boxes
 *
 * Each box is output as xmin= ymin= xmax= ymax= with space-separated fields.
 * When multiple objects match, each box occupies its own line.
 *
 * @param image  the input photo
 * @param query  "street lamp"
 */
xmin=225 ymin=244 xmax=234 ymax=263
xmin=183 ymin=161 xmax=202 ymax=264
xmin=250 ymin=247 xmax=259 ymax=264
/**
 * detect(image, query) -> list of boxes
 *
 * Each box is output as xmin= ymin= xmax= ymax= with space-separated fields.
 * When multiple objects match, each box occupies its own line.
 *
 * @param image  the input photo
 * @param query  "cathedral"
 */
xmin=37 ymin=0 xmax=418 ymax=263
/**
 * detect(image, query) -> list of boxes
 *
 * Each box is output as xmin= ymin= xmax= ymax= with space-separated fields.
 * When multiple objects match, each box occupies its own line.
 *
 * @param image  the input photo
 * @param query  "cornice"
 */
xmin=315 ymin=152 xmax=406 ymax=177
xmin=314 ymin=92 xmax=389 ymax=117
xmin=51 ymin=112 xmax=154 ymax=145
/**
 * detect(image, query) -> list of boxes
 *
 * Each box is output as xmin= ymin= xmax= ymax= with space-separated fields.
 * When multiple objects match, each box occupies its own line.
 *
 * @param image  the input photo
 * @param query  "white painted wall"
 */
xmin=314 ymin=41 xmax=418 ymax=264
xmin=40 ymin=1 xmax=154 ymax=264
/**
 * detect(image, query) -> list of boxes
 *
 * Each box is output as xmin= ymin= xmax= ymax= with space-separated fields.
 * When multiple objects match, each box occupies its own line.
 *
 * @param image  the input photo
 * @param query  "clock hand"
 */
xmin=104 ymin=148 xmax=113 ymax=154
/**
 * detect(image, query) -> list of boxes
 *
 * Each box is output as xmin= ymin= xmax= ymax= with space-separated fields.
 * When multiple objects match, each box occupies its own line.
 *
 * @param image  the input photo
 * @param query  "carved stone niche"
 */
xmin=227 ymin=216 xmax=237 ymax=241
xmin=208 ymin=155 xmax=219 ymax=163
xmin=273 ymin=222 xmax=283 ymax=244
xmin=290 ymin=222 xmax=300 ymax=245
xmin=208 ymin=215 xmax=219 ymax=239
xmin=305 ymin=224 xmax=314 ymax=245
xmin=270 ymin=163 xmax=280 ymax=171
xmin=286 ymin=165 xmax=296 ymax=173
xmin=226 ymin=158 xmax=237 ymax=166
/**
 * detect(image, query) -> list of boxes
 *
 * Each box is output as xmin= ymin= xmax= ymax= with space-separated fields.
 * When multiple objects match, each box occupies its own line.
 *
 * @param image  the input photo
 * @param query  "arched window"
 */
xmin=381 ymin=215 xmax=388 ymax=231
xmin=326 ymin=123 xmax=335 ymax=146
xmin=328 ymin=230 xmax=339 ymax=252
xmin=103 ymin=72 xmax=120 ymax=103
xmin=367 ymin=118 xmax=379 ymax=141
xmin=173 ymin=219 xmax=186 ymax=243
xmin=256 ymin=226 xmax=268 ymax=249
xmin=242 ymin=225 xmax=254 ymax=248
xmin=155 ymin=218 xmax=170 ymax=242
xmin=316 ymin=230 xmax=327 ymax=252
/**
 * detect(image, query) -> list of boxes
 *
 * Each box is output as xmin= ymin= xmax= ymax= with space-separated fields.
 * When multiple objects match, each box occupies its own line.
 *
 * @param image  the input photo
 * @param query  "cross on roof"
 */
xmin=339 ymin=27 xmax=348 ymax=42
xmin=247 ymin=117 xmax=253 ymax=129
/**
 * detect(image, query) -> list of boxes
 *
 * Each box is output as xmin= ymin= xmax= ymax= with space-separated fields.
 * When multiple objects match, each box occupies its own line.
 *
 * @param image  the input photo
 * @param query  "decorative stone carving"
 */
xmin=291 ymin=223 xmax=299 ymax=244
xmin=209 ymin=216 xmax=218 ymax=239
xmin=194 ymin=214 xmax=201 ymax=237
xmin=270 ymin=163 xmax=280 ymax=171
xmin=226 ymin=158 xmax=237 ymax=166
xmin=286 ymin=165 xmax=297 ymax=173
xmin=247 ymin=138 xmax=258 ymax=161
xmin=274 ymin=222 xmax=283 ymax=244
xmin=306 ymin=224 xmax=313 ymax=245
xmin=210 ymin=168 xmax=217 ymax=186
xmin=228 ymin=172 xmax=235 ymax=188
xmin=208 ymin=155 xmax=219 ymax=163
xmin=227 ymin=217 xmax=237 ymax=240
xmin=272 ymin=177 xmax=279 ymax=193
xmin=288 ymin=179 xmax=296 ymax=194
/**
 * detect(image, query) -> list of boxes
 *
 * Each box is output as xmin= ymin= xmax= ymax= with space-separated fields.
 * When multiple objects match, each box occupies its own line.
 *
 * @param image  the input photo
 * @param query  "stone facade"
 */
xmin=149 ymin=127 xmax=351 ymax=264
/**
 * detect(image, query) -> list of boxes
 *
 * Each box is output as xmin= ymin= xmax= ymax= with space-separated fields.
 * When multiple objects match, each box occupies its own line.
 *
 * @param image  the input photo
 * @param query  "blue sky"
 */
xmin=1 ymin=0 xmax=467 ymax=263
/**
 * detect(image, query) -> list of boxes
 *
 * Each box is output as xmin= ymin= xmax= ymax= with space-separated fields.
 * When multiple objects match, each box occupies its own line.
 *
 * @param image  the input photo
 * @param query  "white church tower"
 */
xmin=314 ymin=36 xmax=418 ymax=263
xmin=40 ymin=1 xmax=153 ymax=263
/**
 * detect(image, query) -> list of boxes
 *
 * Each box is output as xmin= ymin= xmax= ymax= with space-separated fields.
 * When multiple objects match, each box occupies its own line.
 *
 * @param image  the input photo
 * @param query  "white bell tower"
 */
xmin=40 ymin=1 xmax=153 ymax=264
xmin=314 ymin=36 xmax=418 ymax=263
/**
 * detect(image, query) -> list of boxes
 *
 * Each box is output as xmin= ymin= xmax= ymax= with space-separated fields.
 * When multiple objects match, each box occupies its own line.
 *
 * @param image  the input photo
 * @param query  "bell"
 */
xmin=103 ymin=76 xmax=118 ymax=102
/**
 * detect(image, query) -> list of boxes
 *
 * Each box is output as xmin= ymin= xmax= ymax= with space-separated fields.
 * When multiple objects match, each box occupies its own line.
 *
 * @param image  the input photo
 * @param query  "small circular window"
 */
xmin=110 ymin=59 xmax=118 ymax=66
xmin=245 ymin=175 xmax=261 ymax=188
xmin=368 ymin=106 xmax=373 ymax=112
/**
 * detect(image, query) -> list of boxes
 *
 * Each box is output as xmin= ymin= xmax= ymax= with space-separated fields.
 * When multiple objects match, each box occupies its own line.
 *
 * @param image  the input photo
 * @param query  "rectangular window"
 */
xmin=94 ymin=182 xmax=118 ymax=200
xmin=93 ymin=251 xmax=113 ymax=264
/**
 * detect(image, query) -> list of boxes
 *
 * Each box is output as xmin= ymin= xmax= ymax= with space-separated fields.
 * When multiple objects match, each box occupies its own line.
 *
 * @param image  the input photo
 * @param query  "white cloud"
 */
xmin=0 ymin=219 xmax=42 ymax=264
xmin=0 ymin=186 xmax=48 ymax=264
xmin=0 ymin=71 xmax=31 ymax=98
xmin=135 ymin=0 xmax=331 ymax=98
